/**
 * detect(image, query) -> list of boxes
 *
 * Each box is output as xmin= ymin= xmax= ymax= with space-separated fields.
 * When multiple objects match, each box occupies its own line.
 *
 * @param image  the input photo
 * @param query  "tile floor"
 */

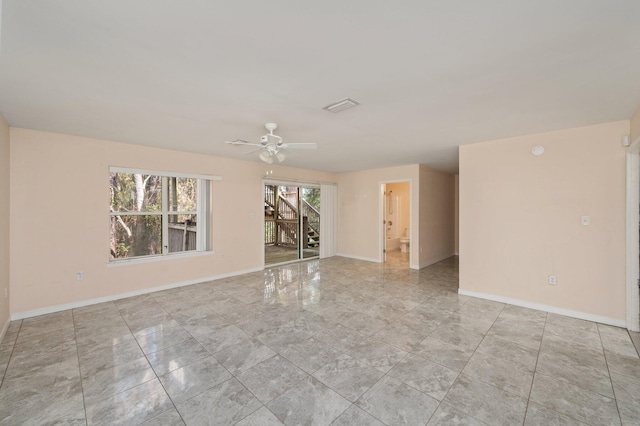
xmin=0 ymin=253 xmax=639 ymax=425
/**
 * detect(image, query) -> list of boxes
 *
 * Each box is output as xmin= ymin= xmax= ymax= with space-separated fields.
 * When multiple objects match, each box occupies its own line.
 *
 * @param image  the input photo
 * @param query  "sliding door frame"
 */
xmin=263 ymin=179 xmax=321 ymax=267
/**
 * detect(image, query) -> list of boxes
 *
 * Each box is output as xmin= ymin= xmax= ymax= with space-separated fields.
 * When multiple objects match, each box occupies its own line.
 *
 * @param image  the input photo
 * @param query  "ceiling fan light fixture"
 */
xmin=275 ymin=151 xmax=287 ymax=162
xmin=259 ymin=150 xmax=273 ymax=163
xmin=323 ymin=97 xmax=360 ymax=113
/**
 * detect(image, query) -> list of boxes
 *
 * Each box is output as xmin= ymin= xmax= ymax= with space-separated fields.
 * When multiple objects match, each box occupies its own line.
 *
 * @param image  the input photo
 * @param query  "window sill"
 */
xmin=107 ymin=250 xmax=214 ymax=267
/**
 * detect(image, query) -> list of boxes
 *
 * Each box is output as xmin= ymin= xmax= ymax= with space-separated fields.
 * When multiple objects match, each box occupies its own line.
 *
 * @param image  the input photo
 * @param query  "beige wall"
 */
xmin=632 ymin=105 xmax=640 ymax=144
xmin=418 ymin=165 xmax=456 ymax=267
xmin=9 ymin=128 xmax=335 ymax=315
xmin=337 ymin=165 xmax=420 ymax=267
xmin=454 ymin=174 xmax=459 ymax=254
xmin=0 ymin=115 xmax=9 ymax=333
xmin=337 ymin=164 xmax=456 ymax=269
xmin=460 ymin=121 xmax=629 ymax=323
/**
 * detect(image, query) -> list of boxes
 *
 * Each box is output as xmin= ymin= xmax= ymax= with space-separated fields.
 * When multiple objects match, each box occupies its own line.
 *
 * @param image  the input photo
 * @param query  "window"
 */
xmin=109 ymin=167 xmax=219 ymax=261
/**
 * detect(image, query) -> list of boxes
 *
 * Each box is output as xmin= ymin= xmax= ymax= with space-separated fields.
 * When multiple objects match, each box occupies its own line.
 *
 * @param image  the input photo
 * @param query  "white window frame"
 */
xmin=109 ymin=167 xmax=221 ymax=263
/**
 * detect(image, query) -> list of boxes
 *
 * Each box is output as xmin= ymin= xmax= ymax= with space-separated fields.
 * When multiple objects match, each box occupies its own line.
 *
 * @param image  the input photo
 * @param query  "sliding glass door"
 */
xmin=264 ymin=183 xmax=320 ymax=265
xmin=300 ymin=187 xmax=321 ymax=259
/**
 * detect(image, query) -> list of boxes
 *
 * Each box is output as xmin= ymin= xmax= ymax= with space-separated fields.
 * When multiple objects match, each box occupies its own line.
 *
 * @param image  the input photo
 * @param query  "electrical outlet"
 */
xmin=548 ymin=275 xmax=557 ymax=285
xmin=76 ymin=272 xmax=84 ymax=281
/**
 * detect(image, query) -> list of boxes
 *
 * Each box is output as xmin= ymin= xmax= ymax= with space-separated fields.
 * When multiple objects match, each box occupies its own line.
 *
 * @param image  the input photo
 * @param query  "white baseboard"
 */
xmin=11 ymin=267 xmax=264 ymax=321
xmin=458 ymin=289 xmax=627 ymax=328
xmin=336 ymin=253 xmax=380 ymax=263
xmin=418 ymin=253 xmax=455 ymax=270
xmin=336 ymin=253 xmax=454 ymax=271
xmin=0 ymin=317 xmax=9 ymax=344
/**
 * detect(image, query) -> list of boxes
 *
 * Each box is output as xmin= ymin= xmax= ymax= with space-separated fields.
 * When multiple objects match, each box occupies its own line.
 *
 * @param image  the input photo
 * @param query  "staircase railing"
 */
xmin=300 ymin=199 xmax=320 ymax=235
xmin=265 ymin=186 xmax=275 ymax=210
xmin=278 ymin=220 xmax=299 ymax=246
xmin=265 ymin=220 xmax=276 ymax=245
xmin=277 ymin=196 xmax=297 ymax=220
xmin=265 ymin=186 xmax=297 ymax=219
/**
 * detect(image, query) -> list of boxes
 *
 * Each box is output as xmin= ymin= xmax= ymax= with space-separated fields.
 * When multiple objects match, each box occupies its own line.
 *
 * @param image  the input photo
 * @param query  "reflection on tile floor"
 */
xmin=0 ymin=253 xmax=639 ymax=425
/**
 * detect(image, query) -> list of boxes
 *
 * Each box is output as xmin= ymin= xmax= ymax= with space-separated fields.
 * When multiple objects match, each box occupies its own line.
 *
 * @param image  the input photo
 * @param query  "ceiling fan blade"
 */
xmin=225 ymin=139 xmax=264 ymax=147
xmin=243 ymin=147 xmax=265 ymax=155
xmin=281 ymin=143 xmax=317 ymax=150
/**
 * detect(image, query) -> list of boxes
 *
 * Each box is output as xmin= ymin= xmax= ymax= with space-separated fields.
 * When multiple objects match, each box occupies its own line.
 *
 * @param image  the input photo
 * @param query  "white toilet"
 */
xmin=399 ymin=228 xmax=410 ymax=253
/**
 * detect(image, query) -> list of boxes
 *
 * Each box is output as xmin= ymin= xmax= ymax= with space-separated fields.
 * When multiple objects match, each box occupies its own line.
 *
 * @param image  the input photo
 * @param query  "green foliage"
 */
xmin=114 ymin=242 xmax=129 ymax=258
xmin=110 ymin=173 xmax=194 ymax=259
xmin=169 ymin=177 xmax=197 ymax=213
xmin=303 ymin=187 xmax=320 ymax=211
xmin=110 ymin=173 xmax=162 ymax=212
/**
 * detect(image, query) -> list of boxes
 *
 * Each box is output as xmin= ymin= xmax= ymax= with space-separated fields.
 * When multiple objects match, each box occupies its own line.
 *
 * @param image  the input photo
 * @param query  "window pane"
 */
xmin=174 ymin=214 xmax=197 ymax=223
xmin=109 ymin=168 xmax=210 ymax=262
xmin=168 ymin=177 xmax=197 ymax=214
xmin=110 ymin=215 xmax=162 ymax=259
xmin=110 ymin=173 xmax=162 ymax=212
xmin=167 ymin=216 xmax=197 ymax=253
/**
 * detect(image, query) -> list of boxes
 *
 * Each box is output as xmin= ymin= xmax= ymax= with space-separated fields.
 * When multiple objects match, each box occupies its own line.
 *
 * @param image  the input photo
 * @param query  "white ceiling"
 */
xmin=1 ymin=1 xmax=639 ymax=173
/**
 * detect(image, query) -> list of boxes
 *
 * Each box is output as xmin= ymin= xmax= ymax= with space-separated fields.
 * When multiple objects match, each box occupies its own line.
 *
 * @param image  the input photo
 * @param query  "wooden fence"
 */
xmin=168 ymin=223 xmax=197 ymax=252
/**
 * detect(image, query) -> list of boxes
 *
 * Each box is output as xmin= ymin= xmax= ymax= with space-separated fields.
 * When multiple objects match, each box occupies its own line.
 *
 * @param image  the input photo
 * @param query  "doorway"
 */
xmin=626 ymin=150 xmax=640 ymax=332
xmin=381 ymin=181 xmax=411 ymax=267
xmin=264 ymin=183 xmax=320 ymax=265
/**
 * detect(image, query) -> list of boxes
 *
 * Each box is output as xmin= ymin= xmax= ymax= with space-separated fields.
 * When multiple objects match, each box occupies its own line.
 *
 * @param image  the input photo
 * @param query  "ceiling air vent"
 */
xmin=323 ymin=97 xmax=360 ymax=113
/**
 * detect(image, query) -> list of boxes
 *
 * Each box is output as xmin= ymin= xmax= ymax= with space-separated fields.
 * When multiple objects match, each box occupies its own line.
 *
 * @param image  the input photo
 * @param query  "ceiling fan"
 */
xmin=225 ymin=122 xmax=317 ymax=164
